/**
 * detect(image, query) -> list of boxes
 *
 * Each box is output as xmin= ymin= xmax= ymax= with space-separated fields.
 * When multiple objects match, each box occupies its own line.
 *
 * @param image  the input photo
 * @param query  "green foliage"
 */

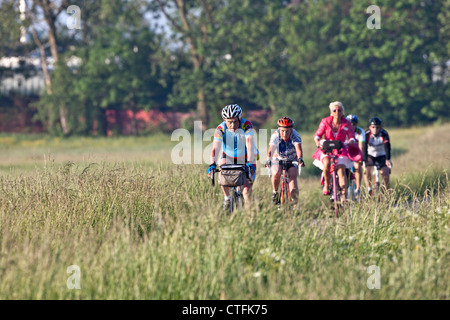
xmin=32 ymin=0 xmax=175 ymax=135
xmin=2 ymin=0 xmax=449 ymax=135
xmin=0 ymin=0 xmax=20 ymax=57
xmin=274 ymin=0 xmax=449 ymax=130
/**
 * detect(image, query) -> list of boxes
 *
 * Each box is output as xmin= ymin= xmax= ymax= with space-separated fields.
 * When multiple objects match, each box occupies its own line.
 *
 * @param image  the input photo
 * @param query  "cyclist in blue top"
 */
xmin=266 ymin=117 xmax=304 ymax=207
xmin=346 ymin=114 xmax=365 ymax=197
xmin=207 ymin=104 xmax=257 ymax=210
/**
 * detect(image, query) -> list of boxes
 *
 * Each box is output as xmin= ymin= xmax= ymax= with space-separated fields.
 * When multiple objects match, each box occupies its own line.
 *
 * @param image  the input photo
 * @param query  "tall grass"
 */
xmin=0 ymin=124 xmax=448 ymax=299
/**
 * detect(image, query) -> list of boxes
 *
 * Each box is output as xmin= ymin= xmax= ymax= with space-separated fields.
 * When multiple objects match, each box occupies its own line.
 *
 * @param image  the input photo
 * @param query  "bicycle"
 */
xmin=268 ymin=159 xmax=302 ymax=217
xmin=368 ymin=161 xmax=391 ymax=198
xmin=320 ymin=140 xmax=344 ymax=217
xmin=210 ymin=164 xmax=251 ymax=214
xmin=346 ymin=165 xmax=357 ymax=202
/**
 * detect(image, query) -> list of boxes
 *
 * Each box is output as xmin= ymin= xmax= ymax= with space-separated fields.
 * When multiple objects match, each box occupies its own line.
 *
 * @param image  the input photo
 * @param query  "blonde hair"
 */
xmin=329 ymin=101 xmax=344 ymax=114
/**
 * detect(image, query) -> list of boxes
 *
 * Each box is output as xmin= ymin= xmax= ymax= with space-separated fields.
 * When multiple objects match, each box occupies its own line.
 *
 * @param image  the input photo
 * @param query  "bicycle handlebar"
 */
xmin=266 ymin=159 xmax=304 ymax=177
xmin=210 ymin=164 xmax=253 ymax=185
xmin=211 ymin=168 xmax=215 ymax=186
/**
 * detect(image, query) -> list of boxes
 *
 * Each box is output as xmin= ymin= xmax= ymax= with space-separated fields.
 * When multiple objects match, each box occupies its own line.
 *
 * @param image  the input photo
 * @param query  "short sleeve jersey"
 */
xmin=269 ymin=129 xmax=302 ymax=160
xmin=365 ymin=128 xmax=390 ymax=158
xmin=355 ymin=127 xmax=365 ymax=144
xmin=214 ymin=118 xmax=254 ymax=158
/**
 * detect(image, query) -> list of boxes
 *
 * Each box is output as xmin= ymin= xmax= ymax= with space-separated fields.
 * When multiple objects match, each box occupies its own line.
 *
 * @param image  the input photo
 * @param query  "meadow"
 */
xmin=0 ymin=123 xmax=448 ymax=300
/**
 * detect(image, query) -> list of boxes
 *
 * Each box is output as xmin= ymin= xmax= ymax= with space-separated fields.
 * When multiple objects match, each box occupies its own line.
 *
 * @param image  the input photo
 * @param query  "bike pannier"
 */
xmin=218 ymin=165 xmax=246 ymax=187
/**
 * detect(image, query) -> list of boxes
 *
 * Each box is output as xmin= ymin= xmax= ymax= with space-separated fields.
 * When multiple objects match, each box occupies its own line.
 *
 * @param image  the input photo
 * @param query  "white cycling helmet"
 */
xmin=221 ymin=104 xmax=242 ymax=120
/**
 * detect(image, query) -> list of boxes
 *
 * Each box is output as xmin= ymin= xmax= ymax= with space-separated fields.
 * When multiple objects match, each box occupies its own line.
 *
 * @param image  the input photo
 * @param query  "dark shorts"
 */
xmin=366 ymin=155 xmax=386 ymax=170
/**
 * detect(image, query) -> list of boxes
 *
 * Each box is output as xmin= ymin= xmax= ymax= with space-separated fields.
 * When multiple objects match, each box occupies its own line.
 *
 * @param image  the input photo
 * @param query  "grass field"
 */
xmin=0 ymin=123 xmax=448 ymax=300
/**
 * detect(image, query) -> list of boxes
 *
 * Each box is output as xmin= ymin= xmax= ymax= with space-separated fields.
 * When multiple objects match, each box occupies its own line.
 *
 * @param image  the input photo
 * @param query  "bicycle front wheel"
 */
xmin=235 ymin=187 xmax=244 ymax=209
xmin=282 ymin=179 xmax=290 ymax=215
xmin=332 ymin=172 xmax=339 ymax=217
xmin=347 ymin=179 xmax=356 ymax=202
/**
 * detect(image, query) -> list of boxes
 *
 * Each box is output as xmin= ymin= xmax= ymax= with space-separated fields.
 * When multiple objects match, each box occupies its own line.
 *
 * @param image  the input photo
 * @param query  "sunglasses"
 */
xmin=332 ymin=109 xmax=343 ymax=113
xmin=370 ymin=125 xmax=381 ymax=129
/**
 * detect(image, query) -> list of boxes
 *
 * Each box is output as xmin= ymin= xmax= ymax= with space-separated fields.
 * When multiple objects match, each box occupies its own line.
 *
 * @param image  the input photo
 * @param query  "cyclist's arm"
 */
xmin=314 ymin=136 xmax=322 ymax=148
xmin=384 ymin=131 xmax=391 ymax=160
xmin=346 ymin=122 xmax=356 ymax=144
xmin=363 ymin=131 xmax=369 ymax=161
xmin=359 ymin=141 xmax=364 ymax=153
xmin=210 ymin=139 xmax=222 ymax=165
xmin=295 ymin=143 xmax=303 ymax=161
xmin=314 ymin=118 xmax=327 ymax=147
xmin=246 ymin=135 xmax=255 ymax=164
xmin=358 ymin=128 xmax=365 ymax=152
xmin=267 ymin=143 xmax=276 ymax=159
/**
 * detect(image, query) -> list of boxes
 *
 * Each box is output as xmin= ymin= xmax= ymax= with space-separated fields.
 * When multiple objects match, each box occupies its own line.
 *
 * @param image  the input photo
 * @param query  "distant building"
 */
xmin=0 ymin=46 xmax=81 ymax=96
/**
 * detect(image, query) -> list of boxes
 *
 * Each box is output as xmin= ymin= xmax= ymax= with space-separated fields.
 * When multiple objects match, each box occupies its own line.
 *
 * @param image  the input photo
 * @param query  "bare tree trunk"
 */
xmin=197 ymin=88 xmax=208 ymax=130
xmin=157 ymin=0 xmax=210 ymax=128
xmin=30 ymin=27 xmax=51 ymax=94
xmin=30 ymin=23 xmax=53 ymax=130
xmin=31 ymin=0 xmax=71 ymax=135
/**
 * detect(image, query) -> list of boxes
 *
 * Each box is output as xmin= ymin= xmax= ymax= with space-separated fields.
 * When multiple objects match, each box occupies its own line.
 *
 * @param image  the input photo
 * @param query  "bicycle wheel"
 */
xmin=373 ymin=169 xmax=380 ymax=196
xmin=229 ymin=188 xmax=235 ymax=214
xmin=235 ymin=186 xmax=244 ymax=209
xmin=332 ymin=171 xmax=339 ymax=217
xmin=347 ymin=178 xmax=356 ymax=202
xmin=282 ymin=178 xmax=290 ymax=216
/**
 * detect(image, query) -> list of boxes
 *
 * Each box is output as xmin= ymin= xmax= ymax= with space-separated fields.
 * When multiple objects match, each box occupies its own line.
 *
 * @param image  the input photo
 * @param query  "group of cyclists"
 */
xmin=207 ymin=102 xmax=392 ymax=211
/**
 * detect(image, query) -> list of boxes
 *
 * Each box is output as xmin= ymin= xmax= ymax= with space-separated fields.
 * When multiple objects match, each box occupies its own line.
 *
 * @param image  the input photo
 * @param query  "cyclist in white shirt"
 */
xmin=266 ymin=117 xmax=304 ymax=207
xmin=363 ymin=117 xmax=392 ymax=194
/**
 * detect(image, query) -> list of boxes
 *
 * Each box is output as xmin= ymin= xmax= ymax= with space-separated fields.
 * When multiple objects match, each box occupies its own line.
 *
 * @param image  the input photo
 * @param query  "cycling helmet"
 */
xmin=369 ymin=117 xmax=382 ymax=126
xmin=277 ymin=117 xmax=294 ymax=128
xmin=221 ymin=104 xmax=242 ymax=120
xmin=346 ymin=114 xmax=359 ymax=124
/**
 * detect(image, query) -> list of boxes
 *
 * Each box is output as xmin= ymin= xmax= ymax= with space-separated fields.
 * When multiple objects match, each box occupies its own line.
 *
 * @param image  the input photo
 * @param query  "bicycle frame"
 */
xmin=211 ymin=165 xmax=248 ymax=214
xmin=321 ymin=140 xmax=343 ymax=217
xmin=231 ymin=185 xmax=244 ymax=212
xmin=346 ymin=166 xmax=357 ymax=202
xmin=373 ymin=166 xmax=380 ymax=194
xmin=268 ymin=159 xmax=299 ymax=216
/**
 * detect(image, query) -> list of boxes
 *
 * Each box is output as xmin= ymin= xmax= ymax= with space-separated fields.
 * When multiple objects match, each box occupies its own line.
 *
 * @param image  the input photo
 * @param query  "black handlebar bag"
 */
xmin=322 ymin=140 xmax=343 ymax=154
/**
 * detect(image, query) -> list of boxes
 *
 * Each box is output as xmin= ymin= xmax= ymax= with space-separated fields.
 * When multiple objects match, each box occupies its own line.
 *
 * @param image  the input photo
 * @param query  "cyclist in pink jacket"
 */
xmin=312 ymin=101 xmax=357 ymax=202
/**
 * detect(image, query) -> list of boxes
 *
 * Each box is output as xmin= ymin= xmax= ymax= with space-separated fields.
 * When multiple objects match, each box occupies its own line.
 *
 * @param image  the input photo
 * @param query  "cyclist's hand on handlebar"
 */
xmin=297 ymin=158 xmax=305 ymax=167
xmin=316 ymin=139 xmax=325 ymax=149
xmin=206 ymin=163 xmax=216 ymax=177
xmin=386 ymin=160 xmax=392 ymax=168
xmin=265 ymin=160 xmax=271 ymax=168
xmin=246 ymin=163 xmax=256 ymax=183
xmin=246 ymin=163 xmax=256 ymax=173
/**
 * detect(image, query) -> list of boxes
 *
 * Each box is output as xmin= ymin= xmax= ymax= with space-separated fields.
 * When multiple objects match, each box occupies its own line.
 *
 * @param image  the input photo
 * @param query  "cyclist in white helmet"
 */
xmin=207 ymin=104 xmax=258 ymax=210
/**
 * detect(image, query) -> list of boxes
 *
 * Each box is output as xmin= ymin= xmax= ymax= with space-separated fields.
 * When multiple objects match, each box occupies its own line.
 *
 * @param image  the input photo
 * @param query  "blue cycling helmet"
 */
xmin=346 ymin=114 xmax=359 ymax=124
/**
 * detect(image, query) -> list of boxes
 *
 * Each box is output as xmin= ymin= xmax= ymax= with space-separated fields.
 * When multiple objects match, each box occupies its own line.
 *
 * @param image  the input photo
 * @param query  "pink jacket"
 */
xmin=312 ymin=116 xmax=356 ymax=160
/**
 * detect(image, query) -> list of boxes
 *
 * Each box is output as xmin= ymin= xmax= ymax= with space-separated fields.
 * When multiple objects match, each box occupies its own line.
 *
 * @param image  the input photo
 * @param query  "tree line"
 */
xmin=0 ymin=0 xmax=448 ymax=136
